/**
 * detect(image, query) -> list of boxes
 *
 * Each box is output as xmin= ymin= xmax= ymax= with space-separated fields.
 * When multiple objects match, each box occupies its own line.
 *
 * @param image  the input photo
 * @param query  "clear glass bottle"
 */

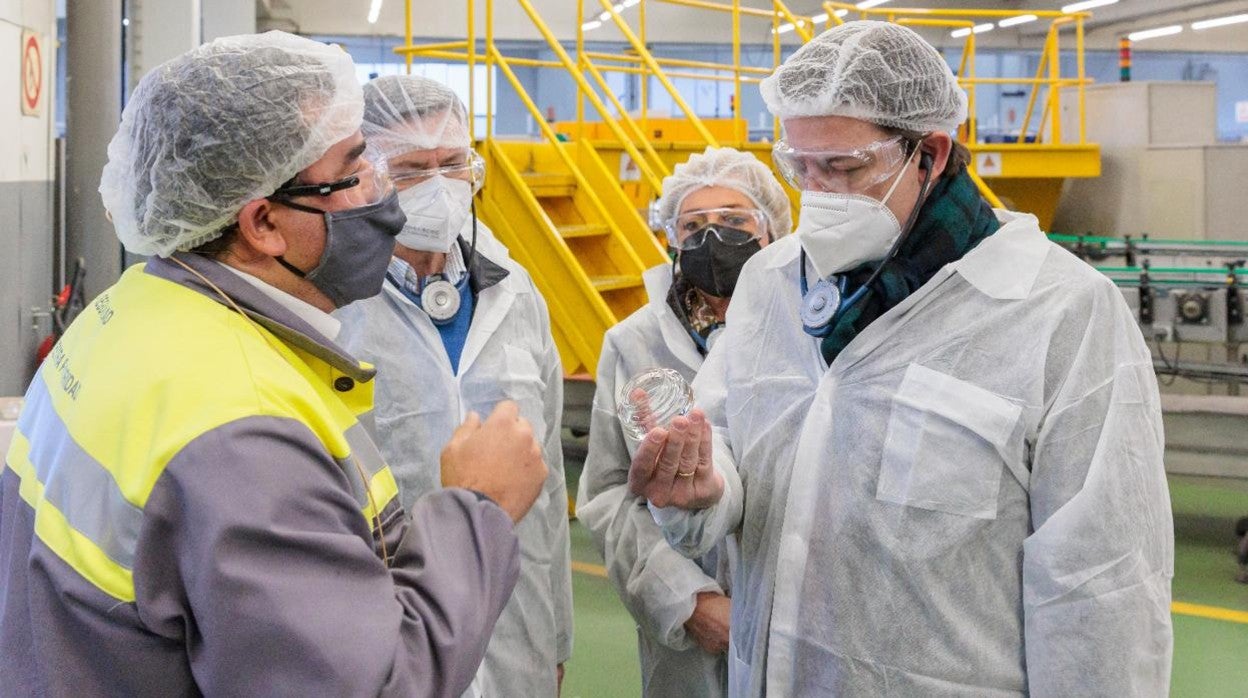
xmin=616 ymin=368 xmax=694 ymax=442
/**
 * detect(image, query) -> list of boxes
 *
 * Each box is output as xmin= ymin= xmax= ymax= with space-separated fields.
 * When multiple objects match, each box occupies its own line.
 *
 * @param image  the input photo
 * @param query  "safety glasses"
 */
xmin=271 ymin=145 xmax=394 ymax=208
xmin=771 ymin=135 xmax=912 ymax=194
xmin=664 ymin=207 xmax=769 ymax=251
xmin=390 ymin=150 xmax=486 ymax=195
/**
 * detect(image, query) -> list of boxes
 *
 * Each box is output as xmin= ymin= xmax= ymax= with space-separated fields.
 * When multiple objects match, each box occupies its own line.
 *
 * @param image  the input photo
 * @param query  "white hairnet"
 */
xmin=99 ymin=31 xmax=362 ymax=257
xmin=658 ymin=147 xmax=793 ymax=239
xmin=760 ymin=21 xmax=968 ymax=133
xmin=362 ymin=75 xmax=470 ymax=159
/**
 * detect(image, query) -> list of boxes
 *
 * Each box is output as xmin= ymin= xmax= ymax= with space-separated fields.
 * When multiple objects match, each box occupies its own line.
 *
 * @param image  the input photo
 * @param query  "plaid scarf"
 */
xmin=820 ymin=168 xmax=1001 ymax=365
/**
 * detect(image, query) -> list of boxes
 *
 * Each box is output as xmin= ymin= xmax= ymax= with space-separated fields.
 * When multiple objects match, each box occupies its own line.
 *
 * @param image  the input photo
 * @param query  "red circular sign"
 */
xmin=22 ymin=34 xmax=42 ymax=112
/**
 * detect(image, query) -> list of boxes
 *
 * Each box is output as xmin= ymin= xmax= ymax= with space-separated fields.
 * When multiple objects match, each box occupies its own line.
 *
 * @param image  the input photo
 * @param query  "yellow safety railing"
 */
xmin=397 ymin=0 xmax=670 ymax=195
xmin=577 ymin=0 xmax=812 ymax=147
xmin=823 ymin=2 xmax=1092 ymax=148
xmin=395 ymin=1 xmax=1100 ymax=214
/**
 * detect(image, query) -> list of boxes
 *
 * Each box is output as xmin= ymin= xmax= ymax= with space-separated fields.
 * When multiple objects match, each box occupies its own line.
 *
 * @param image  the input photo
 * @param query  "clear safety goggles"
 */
xmin=771 ymin=135 xmax=912 ymax=194
xmin=664 ymin=207 xmax=769 ymax=251
xmin=390 ymin=149 xmax=486 ymax=195
xmin=270 ymin=144 xmax=394 ymax=208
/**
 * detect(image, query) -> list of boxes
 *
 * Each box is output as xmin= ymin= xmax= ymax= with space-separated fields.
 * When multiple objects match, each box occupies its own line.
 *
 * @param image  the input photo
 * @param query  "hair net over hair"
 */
xmin=760 ymin=20 xmax=968 ymax=133
xmin=362 ymin=75 xmax=471 ymax=159
xmin=99 ymin=31 xmax=362 ymax=257
xmin=658 ymin=147 xmax=793 ymax=239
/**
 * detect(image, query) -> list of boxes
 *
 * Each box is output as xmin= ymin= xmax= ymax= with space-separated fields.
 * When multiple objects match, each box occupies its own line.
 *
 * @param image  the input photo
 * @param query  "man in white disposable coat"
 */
xmin=336 ymin=75 xmax=573 ymax=697
xmin=627 ymin=21 xmax=1174 ymax=697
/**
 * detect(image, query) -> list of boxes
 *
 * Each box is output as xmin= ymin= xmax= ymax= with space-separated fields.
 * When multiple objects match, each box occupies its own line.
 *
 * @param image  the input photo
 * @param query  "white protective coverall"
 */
xmin=654 ymin=210 xmax=1174 ymax=697
xmin=336 ymin=221 xmax=574 ymax=698
xmin=578 ymin=263 xmax=732 ymax=698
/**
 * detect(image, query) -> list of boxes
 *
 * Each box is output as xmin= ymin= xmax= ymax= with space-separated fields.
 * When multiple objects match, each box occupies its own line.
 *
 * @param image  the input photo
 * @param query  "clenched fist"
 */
xmin=441 ymin=401 xmax=547 ymax=523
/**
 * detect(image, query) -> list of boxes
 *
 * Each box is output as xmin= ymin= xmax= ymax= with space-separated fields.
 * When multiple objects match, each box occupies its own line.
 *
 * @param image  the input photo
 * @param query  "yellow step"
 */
xmin=558 ymin=223 xmax=610 ymax=239
xmin=522 ymin=172 xmax=576 ymax=198
xmin=591 ymin=275 xmax=643 ymax=292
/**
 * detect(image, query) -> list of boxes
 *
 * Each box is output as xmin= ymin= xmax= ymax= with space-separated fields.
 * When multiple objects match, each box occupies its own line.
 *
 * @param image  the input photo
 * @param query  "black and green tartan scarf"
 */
xmin=820 ymin=167 xmax=1001 ymax=365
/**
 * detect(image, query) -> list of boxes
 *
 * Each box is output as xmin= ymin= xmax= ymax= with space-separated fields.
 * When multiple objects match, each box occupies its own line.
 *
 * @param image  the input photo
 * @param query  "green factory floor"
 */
xmin=559 ymin=475 xmax=1248 ymax=698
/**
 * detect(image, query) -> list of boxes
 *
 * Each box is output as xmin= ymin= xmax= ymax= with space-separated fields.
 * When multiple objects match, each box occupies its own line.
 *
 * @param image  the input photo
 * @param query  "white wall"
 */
xmin=0 ymin=0 xmax=57 ymax=394
xmin=0 ymin=0 xmax=55 ymax=183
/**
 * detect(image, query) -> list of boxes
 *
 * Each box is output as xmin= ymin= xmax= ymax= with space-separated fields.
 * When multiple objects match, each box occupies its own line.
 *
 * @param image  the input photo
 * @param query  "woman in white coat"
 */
xmin=577 ymin=147 xmax=792 ymax=697
xmin=336 ymin=75 xmax=573 ymax=697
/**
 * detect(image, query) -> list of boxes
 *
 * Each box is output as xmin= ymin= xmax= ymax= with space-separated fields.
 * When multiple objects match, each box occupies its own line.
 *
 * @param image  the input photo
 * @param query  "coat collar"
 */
xmin=145 ymin=254 xmax=376 ymax=383
xmin=642 ymin=263 xmax=704 ymax=373
xmin=765 ymin=209 xmax=1051 ymax=301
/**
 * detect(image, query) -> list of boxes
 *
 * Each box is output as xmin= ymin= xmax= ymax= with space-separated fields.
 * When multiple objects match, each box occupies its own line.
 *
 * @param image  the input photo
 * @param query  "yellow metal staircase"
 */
xmin=394 ymin=0 xmax=1104 ymax=375
xmin=477 ymin=139 xmax=663 ymax=376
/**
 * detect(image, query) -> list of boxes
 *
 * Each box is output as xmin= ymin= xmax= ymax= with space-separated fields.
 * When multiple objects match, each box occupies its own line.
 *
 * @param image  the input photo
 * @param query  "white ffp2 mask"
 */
xmin=793 ymin=145 xmax=918 ymax=279
xmin=395 ymin=176 xmax=472 ymax=253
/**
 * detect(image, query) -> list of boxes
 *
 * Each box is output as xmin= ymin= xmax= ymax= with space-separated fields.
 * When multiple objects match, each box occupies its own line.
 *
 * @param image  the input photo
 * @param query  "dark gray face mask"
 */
xmin=273 ymin=188 xmax=406 ymax=307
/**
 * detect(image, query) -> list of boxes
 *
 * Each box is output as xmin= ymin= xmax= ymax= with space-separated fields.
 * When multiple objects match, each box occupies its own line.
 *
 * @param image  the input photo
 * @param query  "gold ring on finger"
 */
xmin=676 ymin=469 xmax=696 ymax=478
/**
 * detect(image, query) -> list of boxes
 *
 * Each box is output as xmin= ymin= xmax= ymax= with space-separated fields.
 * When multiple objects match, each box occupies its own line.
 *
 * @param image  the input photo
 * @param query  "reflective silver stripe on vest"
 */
xmin=17 ymin=374 xmax=143 ymax=569
xmin=355 ymin=410 xmax=377 ymax=440
xmin=339 ymin=422 xmax=389 ymax=509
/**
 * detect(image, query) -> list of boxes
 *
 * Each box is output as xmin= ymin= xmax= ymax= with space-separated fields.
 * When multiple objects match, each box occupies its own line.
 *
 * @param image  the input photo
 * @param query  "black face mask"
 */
xmin=677 ymin=225 xmax=763 ymax=298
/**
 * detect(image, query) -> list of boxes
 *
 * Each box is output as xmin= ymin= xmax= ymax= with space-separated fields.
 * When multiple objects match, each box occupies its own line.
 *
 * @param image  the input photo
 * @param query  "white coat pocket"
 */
xmin=876 ymin=363 xmax=1022 ymax=520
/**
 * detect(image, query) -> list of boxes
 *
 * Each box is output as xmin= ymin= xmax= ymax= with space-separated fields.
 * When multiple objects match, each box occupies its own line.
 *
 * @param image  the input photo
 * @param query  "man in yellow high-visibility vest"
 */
xmin=0 ymin=31 xmax=548 ymax=696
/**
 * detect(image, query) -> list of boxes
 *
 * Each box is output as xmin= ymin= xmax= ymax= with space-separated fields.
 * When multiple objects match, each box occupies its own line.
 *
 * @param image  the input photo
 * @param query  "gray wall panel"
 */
xmin=1 ymin=180 xmax=55 ymax=396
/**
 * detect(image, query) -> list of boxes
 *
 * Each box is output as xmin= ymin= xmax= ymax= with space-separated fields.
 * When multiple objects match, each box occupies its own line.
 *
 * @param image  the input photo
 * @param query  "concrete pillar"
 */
xmin=203 ymin=0 xmax=256 ymax=41
xmin=65 ymin=0 xmax=258 ymax=306
xmin=128 ymin=0 xmax=201 ymax=87
xmin=64 ymin=0 xmax=124 ymax=306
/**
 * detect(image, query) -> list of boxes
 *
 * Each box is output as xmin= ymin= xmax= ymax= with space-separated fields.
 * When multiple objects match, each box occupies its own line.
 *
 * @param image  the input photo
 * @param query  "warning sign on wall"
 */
xmin=20 ymin=29 xmax=43 ymax=117
xmin=618 ymin=153 xmax=640 ymax=183
xmin=975 ymin=151 xmax=1003 ymax=177
xmin=1236 ymin=101 xmax=1248 ymax=124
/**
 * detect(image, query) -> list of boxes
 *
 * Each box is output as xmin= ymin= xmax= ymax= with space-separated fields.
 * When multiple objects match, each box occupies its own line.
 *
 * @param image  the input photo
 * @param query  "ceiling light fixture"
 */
xmin=951 ymin=23 xmax=994 ymax=38
xmin=584 ymin=1 xmax=638 ymax=32
xmin=998 ymin=14 xmax=1038 ymax=28
xmin=1062 ymin=0 xmax=1118 ymax=13
xmin=773 ymin=9 xmax=847 ymax=34
xmin=1127 ymin=25 xmax=1183 ymax=41
xmin=1192 ymin=14 xmax=1248 ymax=30
xmin=367 ymin=0 xmax=383 ymax=24
xmin=857 ymin=0 xmax=892 ymax=8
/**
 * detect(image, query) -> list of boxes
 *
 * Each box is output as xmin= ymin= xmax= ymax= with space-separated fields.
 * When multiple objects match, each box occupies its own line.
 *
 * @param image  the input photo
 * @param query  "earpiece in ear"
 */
xmin=920 ymin=151 xmax=934 ymax=172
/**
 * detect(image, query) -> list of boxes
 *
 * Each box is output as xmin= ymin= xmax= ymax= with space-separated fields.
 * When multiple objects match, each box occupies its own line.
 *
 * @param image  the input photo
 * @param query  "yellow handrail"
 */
xmin=654 ymin=0 xmax=774 ymax=19
xmin=584 ymin=52 xmax=773 ymax=76
xmin=772 ymin=1 xmax=814 ymax=43
xmin=1018 ymin=29 xmax=1050 ymax=145
xmin=828 ymin=2 xmax=1091 ymax=148
xmin=393 ymin=40 xmax=468 ymax=54
xmin=594 ymin=0 xmax=720 ymax=148
xmin=732 ymin=0 xmax=742 ymax=141
xmin=489 ymin=44 xmax=645 ymax=272
xmin=824 ymin=1 xmax=1083 ymax=20
xmin=467 ymin=0 xmax=475 ymax=140
xmin=581 ymin=58 xmax=672 ymax=178
xmin=514 ymin=0 xmax=667 ymax=193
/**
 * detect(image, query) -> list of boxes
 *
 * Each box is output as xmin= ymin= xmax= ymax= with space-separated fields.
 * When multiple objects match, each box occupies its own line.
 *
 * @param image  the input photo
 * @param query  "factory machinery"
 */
xmin=1061 ymin=236 xmax=1248 ymax=554
xmin=1054 ymin=234 xmax=1248 ymax=390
